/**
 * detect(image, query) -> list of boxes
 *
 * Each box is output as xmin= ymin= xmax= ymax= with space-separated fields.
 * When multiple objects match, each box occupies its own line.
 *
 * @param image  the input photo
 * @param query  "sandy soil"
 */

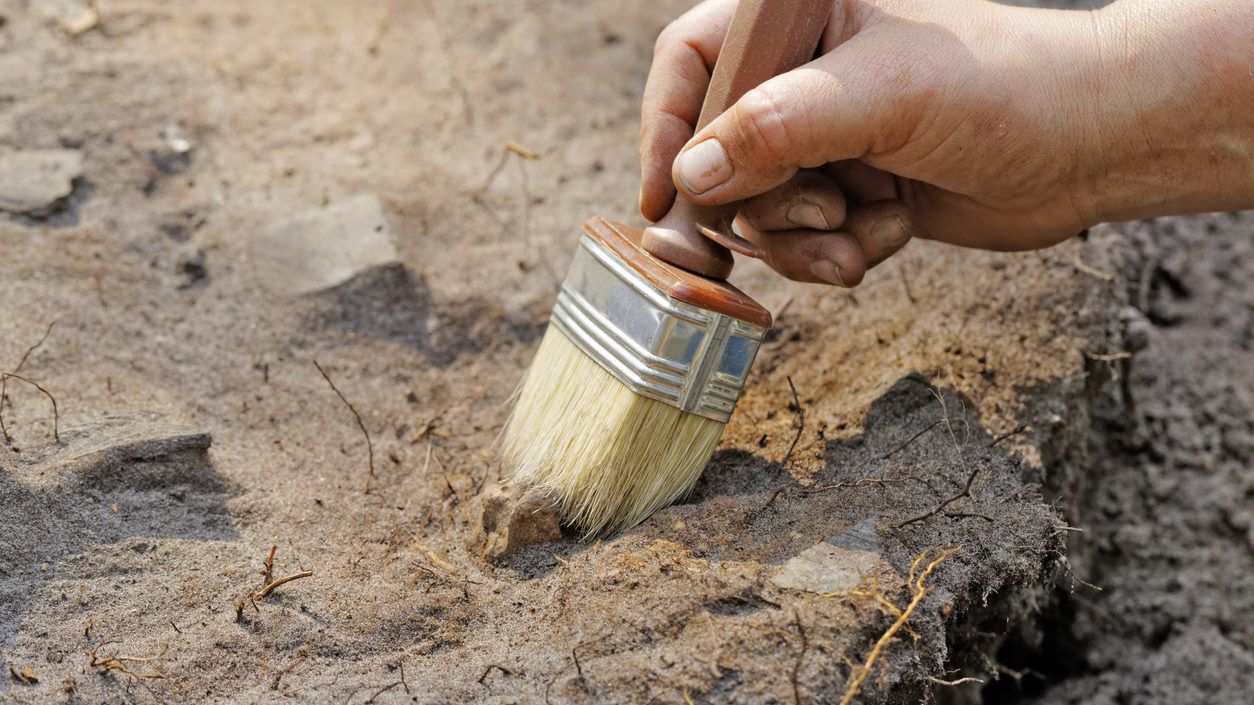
xmin=0 ymin=0 xmax=1249 ymax=704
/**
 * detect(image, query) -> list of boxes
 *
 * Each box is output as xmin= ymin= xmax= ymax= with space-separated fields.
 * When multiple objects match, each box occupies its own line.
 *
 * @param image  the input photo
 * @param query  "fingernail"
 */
xmin=873 ymin=216 xmax=908 ymax=248
xmin=809 ymin=259 xmax=846 ymax=286
xmin=675 ymin=139 xmax=731 ymax=195
xmin=786 ymin=202 xmax=831 ymax=230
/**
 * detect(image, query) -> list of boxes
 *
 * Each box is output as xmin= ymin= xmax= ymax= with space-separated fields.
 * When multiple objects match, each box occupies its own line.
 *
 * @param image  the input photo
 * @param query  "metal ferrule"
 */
xmin=550 ymin=234 xmax=766 ymax=423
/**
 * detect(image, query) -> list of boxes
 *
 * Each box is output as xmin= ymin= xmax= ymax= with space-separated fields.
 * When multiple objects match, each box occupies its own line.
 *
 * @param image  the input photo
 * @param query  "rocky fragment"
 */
xmin=249 ymin=194 xmax=399 ymax=296
xmin=0 ymin=148 xmax=83 ymax=214
xmin=476 ymin=483 xmax=563 ymax=561
xmin=771 ymin=519 xmax=885 ymax=594
xmin=56 ymin=2 xmax=99 ymax=36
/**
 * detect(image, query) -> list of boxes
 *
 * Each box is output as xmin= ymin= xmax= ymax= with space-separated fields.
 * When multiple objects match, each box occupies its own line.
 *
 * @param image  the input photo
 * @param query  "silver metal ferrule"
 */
xmin=550 ymin=234 xmax=766 ymax=423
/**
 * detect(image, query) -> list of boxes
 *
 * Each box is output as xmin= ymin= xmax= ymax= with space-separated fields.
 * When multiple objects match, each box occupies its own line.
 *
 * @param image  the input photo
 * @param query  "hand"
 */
xmin=639 ymin=0 xmax=1254 ymax=286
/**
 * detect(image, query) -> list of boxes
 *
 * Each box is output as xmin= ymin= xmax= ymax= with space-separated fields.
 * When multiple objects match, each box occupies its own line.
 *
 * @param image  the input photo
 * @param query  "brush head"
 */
xmin=501 ymin=218 xmax=770 ymax=536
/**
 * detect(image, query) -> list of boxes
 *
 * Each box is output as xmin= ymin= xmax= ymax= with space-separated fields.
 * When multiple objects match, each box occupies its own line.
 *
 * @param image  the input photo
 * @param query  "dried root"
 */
xmin=822 ymin=546 xmax=961 ymax=705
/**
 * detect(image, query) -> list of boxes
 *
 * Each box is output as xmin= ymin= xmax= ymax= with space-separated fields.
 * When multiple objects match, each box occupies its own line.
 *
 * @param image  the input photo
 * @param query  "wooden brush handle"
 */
xmin=642 ymin=0 xmax=832 ymax=279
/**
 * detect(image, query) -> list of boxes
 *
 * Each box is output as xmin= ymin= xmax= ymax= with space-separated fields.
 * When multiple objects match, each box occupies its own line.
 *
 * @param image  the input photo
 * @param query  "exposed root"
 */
xmin=822 ymin=546 xmax=961 ymax=705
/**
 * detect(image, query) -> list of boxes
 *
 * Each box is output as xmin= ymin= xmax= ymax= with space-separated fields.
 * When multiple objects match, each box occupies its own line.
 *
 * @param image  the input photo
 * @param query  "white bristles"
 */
xmin=501 ymin=325 xmax=725 ymax=536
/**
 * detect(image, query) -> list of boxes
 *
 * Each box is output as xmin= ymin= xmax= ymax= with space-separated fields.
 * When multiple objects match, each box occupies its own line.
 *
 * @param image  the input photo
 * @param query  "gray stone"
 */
xmin=249 ymin=194 xmax=399 ymax=296
xmin=0 ymin=148 xmax=83 ymax=214
xmin=771 ymin=524 xmax=884 ymax=595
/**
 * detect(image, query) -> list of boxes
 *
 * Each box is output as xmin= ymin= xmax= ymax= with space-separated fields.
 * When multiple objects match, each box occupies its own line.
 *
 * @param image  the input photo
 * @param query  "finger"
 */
xmin=737 ymin=219 xmax=867 ymax=287
xmin=672 ymin=36 xmax=921 ymax=205
xmin=822 ymin=160 xmax=899 ymax=204
xmin=841 ymin=200 xmax=913 ymax=267
xmin=739 ymin=170 xmax=847 ymax=232
xmin=639 ymin=0 xmax=738 ymax=221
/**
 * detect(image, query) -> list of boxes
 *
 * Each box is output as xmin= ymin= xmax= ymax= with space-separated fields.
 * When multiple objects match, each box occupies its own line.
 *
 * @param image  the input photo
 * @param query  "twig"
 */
xmin=263 ymin=545 xmax=277 ymax=586
xmin=256 ymin=571 xmax=314 ymax=599
xmin=898 ymin=260 xmax=918 ymax=305
xmin=944 ymin=510 xmax=994 ymax=522
xmin=0 ymin=321 xmax=57 ymax=445
xmin=986 ymin=425 xmax=1027 ymax=448
xmin=88 ymin=643 xmax=169 ymax=680
xmin=572 ymin=646 xmax=583 ymax=678
xmin=781 ymin=376 xmax=805 ymax=470
xmin=791 ymin=611 xmax=808 ymax=705
xmin=895 ymin=394 xmax=978 ymax=528
xmin=895 ymin=463 xmax=984 ymax=529
xmin=399 ymin=662 xmax=410 ymax=694
xmin=761 ymin=484 xmax=791 ymax=512
xmin=1 ymin=373 xmax=59 ymax=443
xmin=313 ymin=359 xmax=375 ymax=493
xmin=478 ymin=664 xmax=513 ymax=684
xmin=365 ymin=680 xmax=403 ymax=702
xmin=882 ymin=419 xmax=942 ymax=460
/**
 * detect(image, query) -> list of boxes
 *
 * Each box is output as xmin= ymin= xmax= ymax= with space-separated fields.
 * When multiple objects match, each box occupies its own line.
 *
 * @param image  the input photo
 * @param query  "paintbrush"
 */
xmin=502 ymin=0 xmax=832 ymax=535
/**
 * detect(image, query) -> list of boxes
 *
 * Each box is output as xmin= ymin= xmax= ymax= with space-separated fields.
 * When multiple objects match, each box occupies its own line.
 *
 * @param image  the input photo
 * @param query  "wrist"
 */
xmin=1077 ymin=0 xmax=1254 ymax=224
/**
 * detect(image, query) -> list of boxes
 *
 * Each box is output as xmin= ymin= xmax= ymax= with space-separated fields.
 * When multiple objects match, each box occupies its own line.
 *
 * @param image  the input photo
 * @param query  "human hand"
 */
xmin=639 ymin=0 xmax=1254 ymax=286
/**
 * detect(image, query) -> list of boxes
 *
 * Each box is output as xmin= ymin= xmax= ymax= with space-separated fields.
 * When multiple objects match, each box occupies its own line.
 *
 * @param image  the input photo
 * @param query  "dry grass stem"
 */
xmin=263 ymin=544 xmax=277 ymax=585
xmin=256 ymin=571 xmax=314 ymax=599
xmin=313 ymin=359 xmax=375 ymax=492
xmin=0 ymin=372 xmax=60 ymax=443
xmin=781 ymin=376 xmax=805 ymax=470
xmin=882 ymin=419 xmax=942 ymax=460
xmin=987 ymin=424 xmax=1028 ymax=448
xmin=0 ymin=321 xmax=55 ymax=445
xmin=1072 ymin=253 xmax=1114 ymax=281
xmin=791 ymin=611 xmax=808 ymax=705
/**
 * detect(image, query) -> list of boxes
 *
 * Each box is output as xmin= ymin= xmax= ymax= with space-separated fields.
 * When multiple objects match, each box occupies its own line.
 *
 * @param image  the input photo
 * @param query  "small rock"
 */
xmin=476 ymin=483 xmax=563 ymax=561
xmin=249 ymin=194 xmax=399 ymax=296
xmin=56 ymin=2 xmax=98 ymax=36
xmin=771 ymin=521 xmax=884 ymax=594
xmin=0 ymin=148 xmax=83 ymax=214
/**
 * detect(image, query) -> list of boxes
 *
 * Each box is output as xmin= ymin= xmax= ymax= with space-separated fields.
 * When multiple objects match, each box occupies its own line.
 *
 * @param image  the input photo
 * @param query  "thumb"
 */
xmin=671 ymin=43 xmax=905 ymax=205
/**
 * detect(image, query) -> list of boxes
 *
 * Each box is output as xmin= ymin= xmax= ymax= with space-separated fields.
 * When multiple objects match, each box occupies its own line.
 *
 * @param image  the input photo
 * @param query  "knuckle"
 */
xmin=653 ymin=23 xmax=683 ymax=56
xmin=732 ymin=85 xmax=797 ymax=166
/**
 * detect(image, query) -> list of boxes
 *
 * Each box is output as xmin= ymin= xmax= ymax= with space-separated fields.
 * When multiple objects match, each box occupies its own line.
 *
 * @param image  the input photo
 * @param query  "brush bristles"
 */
xmin=501 ymin=325 xmax=726 ymax=536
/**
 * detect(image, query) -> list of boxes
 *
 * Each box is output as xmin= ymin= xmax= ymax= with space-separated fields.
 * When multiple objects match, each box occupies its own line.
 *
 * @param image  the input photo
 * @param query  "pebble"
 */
xmin=0 ymin=148 xmax=83 ymax=214
xmin=770 ymin=519 xmax=884 ymax=594
xmin=249 ymin=194 xmax=399 ymax=296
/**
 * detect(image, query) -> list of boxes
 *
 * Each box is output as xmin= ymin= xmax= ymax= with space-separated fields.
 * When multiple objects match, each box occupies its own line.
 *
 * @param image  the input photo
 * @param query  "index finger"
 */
xmin=639 ymin=0 xmax=738 ymax=222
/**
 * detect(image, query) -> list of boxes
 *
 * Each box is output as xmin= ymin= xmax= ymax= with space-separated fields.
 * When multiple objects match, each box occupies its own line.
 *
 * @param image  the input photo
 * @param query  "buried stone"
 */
xmin=475 ymin=483 xmax=564 ymax=561
xmin=0 ymin=148 xmax=83 ymax=215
